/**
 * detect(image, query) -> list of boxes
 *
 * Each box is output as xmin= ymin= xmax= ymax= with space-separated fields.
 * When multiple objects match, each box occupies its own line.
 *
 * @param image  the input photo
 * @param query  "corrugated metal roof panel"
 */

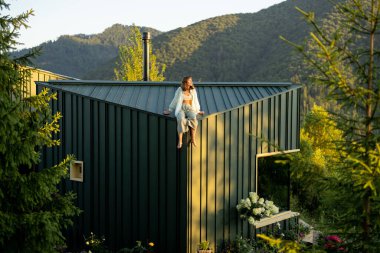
xmin=37 ymin=81 xmax=301 ymax=117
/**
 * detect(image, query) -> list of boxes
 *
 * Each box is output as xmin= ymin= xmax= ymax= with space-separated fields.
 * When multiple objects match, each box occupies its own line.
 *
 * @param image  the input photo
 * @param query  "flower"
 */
xmin=248 ymin=217 xmax=255 ymax=225
xmin=252 ymin=208 xmax=262 ymax=215
xmin=325 ymin=235 xmax=342 ymax=243
xmin=148 ymin=242 xmax=154 ymax=247
xmin=83 ymin=232 xmax=106 ymax=251
xmin=249 ymin=192 xmax=259 ymax=203
xmin=324 ymin=235 xmax=346 ymax=252
xmin=236 ymin=192 xmax=280 ymax=226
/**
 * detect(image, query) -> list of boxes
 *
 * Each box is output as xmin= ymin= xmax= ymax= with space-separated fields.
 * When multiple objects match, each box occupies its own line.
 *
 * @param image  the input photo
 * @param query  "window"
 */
xmin=257 ymin=151 xmax=298 ymax=211
xmin=70 ymin=160 xmax=84 ymax=182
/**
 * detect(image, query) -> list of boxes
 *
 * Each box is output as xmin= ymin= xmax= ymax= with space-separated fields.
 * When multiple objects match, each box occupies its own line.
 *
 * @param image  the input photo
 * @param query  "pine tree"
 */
xmin=114 ymin=25 xmax=165 ymax=81
xmin=282 ymin=0 xmax=380 ymax=251
xmin=0 ymin=1 xmax=80 ymax=252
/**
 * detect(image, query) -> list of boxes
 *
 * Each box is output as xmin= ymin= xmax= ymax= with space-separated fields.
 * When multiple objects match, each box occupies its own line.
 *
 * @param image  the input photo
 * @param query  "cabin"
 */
xmin=19 ymin=66 xmax=75 ymax=97
xmin=37 ymin=80 xmax=301 ymax=253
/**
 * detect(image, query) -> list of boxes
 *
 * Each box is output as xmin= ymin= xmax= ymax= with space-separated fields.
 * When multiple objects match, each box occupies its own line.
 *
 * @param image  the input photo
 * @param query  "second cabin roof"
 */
xmin=36 ymin=80 xmax=301 ymax=118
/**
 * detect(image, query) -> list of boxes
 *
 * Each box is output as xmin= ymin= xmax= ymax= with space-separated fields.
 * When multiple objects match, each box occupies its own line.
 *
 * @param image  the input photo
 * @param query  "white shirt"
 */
xmin=168 ymin=87 xmax=201 ymax=116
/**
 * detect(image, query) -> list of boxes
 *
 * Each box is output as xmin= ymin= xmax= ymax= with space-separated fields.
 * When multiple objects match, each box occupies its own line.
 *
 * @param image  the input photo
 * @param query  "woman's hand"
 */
xmin=198 ymin=111 xmax=205 ymax=115
xmin=163 ymin=110 xmax=171 ymax=115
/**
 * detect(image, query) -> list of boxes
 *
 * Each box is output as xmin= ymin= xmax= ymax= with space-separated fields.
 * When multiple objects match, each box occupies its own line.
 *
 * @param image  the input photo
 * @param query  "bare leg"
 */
xmin=177 ymin=132 xmax=183 ymax=149
xmin=190 ymin=127 xmax=197 ymax=147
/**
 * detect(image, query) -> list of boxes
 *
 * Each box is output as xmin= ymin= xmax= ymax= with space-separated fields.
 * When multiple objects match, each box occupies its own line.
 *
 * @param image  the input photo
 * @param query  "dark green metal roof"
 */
xmin=37 ymin=80 xmax=301 ymax=117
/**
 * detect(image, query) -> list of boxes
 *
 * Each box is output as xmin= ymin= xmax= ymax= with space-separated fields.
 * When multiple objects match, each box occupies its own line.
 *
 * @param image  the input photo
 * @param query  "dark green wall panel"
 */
xmin=188 ymin=89 xmax=301 ymax=252
xmin=42 ymin=88 xmax=186 ymax=252
xmin=83 ymin=98 xmax=91 ymax=236
xmin=38 ymin=85 xmax=300 ymax=253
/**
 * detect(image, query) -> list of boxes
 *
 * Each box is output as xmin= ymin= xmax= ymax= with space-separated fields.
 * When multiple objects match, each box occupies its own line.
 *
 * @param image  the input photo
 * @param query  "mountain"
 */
xmin=154 ymin=0 xmax=335 ymax=82
xmin=14 ymin=0 xmax=336 ymax=81
xmin=13 ymin=24 xmax=162 ymax=79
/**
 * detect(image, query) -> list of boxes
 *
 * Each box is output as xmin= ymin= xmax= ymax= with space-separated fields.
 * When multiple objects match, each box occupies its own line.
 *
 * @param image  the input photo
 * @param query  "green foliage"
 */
xmin=117 ymin=241 xmax=154 ymax=253
xmin=114 ymin=25 xmax=165 ymax=81
xmin=0 ymin=1 xmax=80 ymax=252
xmin=11 ymin=0 xmax=336 ymax=82
xmin=12 ymin=24 xmax=161 ymax=79
xmin=289 ymin=105 xmax=342 ymax=216
xmin=84 ymin=232 xmax=106 ymax=252
xmin=220 ymin=236 xmax=256 ymax=253
xmin=283 ymin=0 xmax=380 ymax=251
xmin=198 ymin=240 xmax=210 ymax=250
xmin=257 ymin=234 xmax=302 ymax=253
xmin=256 ymin=234 xmax=329 ymax=253
xmin=154 ymin=0 xmax=334 ymax=82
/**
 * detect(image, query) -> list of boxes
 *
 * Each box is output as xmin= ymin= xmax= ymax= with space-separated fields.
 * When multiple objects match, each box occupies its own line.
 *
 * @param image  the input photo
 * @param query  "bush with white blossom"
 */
xmin=236 ymin=192 xmax=280 ymax=225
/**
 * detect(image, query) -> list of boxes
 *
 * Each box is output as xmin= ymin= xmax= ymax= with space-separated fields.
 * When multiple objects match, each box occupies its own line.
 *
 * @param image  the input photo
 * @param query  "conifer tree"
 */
xmin=282 ymin=0 xmax=380 ymax=251
xmin=114 ymin=25 xmax=166 ymax=81
xmin=0 ymin=1 xmax=80 ymax=252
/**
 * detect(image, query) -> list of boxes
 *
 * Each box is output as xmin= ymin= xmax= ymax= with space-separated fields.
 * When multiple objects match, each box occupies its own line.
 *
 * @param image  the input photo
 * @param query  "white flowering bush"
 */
xmin=236 ymin=192 xmax=280 ymax=225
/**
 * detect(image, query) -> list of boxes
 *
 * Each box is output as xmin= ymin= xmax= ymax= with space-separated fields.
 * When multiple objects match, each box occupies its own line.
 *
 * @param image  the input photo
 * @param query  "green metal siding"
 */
xmin=187 ymin=89 xmax=300 ymax=253
xmin=37 ymin=83 xmax=301 ymax=253
xmin=40 ymin=87 xmax=187 ymax=252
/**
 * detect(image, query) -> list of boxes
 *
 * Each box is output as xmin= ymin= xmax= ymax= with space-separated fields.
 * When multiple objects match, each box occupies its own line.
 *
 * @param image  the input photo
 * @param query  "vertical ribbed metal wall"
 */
xmin=22 ymin=67 xmax=72 ymax=97
xmin=38 ymin=84 xmax=300 ymax=253
xmin=39 ymin=86 xmax=188 ymax=252
xmin=187 ymin=89 xmax=300 ymax=253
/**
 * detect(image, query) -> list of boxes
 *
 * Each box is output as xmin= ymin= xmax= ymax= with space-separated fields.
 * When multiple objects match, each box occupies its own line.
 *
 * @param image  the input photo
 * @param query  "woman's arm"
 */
xmin=192 ymin=89 xmax=201 ymax=112
xmin=164 ymin=87 xmax=180 ymax=114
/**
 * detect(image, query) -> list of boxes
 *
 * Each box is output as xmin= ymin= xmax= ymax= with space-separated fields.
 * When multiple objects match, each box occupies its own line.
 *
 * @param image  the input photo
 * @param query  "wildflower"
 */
xmin=149 ymin=242 xmax=154 ymax=247
xmin=325 ymin=235 xmax=342 ymax=243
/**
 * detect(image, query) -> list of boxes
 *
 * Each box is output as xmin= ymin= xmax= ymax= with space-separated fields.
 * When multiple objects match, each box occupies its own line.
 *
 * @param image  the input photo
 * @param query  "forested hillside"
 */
xmin=152 ymin=0 xmax=335 ymax=81
xmin=14 ymin=0 xmax=335 ymax=81
xmin=13 ymin=24 xmax=161 ymax=78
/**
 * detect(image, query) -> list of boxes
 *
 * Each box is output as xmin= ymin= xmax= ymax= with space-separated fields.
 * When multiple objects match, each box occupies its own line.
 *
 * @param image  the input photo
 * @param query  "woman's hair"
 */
xmin=181 ymin=76 xmax=194 ymax=90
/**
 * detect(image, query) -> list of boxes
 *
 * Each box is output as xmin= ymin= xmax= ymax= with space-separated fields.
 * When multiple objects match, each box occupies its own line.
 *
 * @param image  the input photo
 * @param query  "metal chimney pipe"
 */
xmin=142 ymin=32 xmax=150 ymax=81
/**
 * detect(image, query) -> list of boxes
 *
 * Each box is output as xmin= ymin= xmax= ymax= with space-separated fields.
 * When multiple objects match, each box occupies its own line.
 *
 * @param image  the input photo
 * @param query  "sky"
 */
xmin=7 ymin=0 xmax=286 ymax=50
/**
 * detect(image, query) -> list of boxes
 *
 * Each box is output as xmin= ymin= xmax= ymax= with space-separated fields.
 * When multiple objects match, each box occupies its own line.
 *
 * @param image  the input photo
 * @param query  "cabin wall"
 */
xmin=21 ymin=67 xmax=72 ymax=97
xmin=38 ymin=86 xmax=187 ymax=252
xmin=187 ymin=89 xmax=300 ymax=252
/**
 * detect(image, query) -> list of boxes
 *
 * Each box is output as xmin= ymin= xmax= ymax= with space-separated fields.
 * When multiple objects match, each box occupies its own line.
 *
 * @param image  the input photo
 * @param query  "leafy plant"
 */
xmin=117 ymin=240 xmax=154 ymax=253
xmin=198 ymin=240 xmax=210 ymax=250
xmin=114 ymin=25 xmax=165 ymax=81
xmin=281 ymin=0 xmax=380 ymax=251
xmin=84 ymin=232 xmax=106 ymax=252
xmin=0 ymin=1 xmax=80 ymax=252
xmin=220 ymin=236 xmax=256 ymax=253
xmin=236 ymin=192 xmax=280 ymax=225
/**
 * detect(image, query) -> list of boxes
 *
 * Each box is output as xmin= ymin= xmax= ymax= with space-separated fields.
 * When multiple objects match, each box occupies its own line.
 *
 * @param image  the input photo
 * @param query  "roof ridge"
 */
xmin=45 ymin=80 xmax=295 ymax=87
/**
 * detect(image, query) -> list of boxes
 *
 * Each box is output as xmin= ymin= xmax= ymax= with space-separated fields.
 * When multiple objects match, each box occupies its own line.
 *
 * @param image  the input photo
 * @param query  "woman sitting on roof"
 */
xmin=163 ymin=76 xmax=204 ymax=149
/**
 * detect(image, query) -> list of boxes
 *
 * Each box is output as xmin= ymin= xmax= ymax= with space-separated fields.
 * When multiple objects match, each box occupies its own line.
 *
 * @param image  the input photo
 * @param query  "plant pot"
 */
xmin=197 ymin=250 xmax=213 ymax=253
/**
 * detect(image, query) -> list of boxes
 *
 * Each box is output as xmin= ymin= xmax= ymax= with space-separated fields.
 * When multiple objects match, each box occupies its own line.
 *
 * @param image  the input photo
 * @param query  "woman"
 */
xmin=163 ymin=76 xmax=204 ymax=149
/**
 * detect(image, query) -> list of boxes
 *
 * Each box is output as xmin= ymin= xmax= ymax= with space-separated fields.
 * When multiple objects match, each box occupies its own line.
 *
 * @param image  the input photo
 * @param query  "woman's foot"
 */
xmin=177 ymin=142 xmax=182 ymax=149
